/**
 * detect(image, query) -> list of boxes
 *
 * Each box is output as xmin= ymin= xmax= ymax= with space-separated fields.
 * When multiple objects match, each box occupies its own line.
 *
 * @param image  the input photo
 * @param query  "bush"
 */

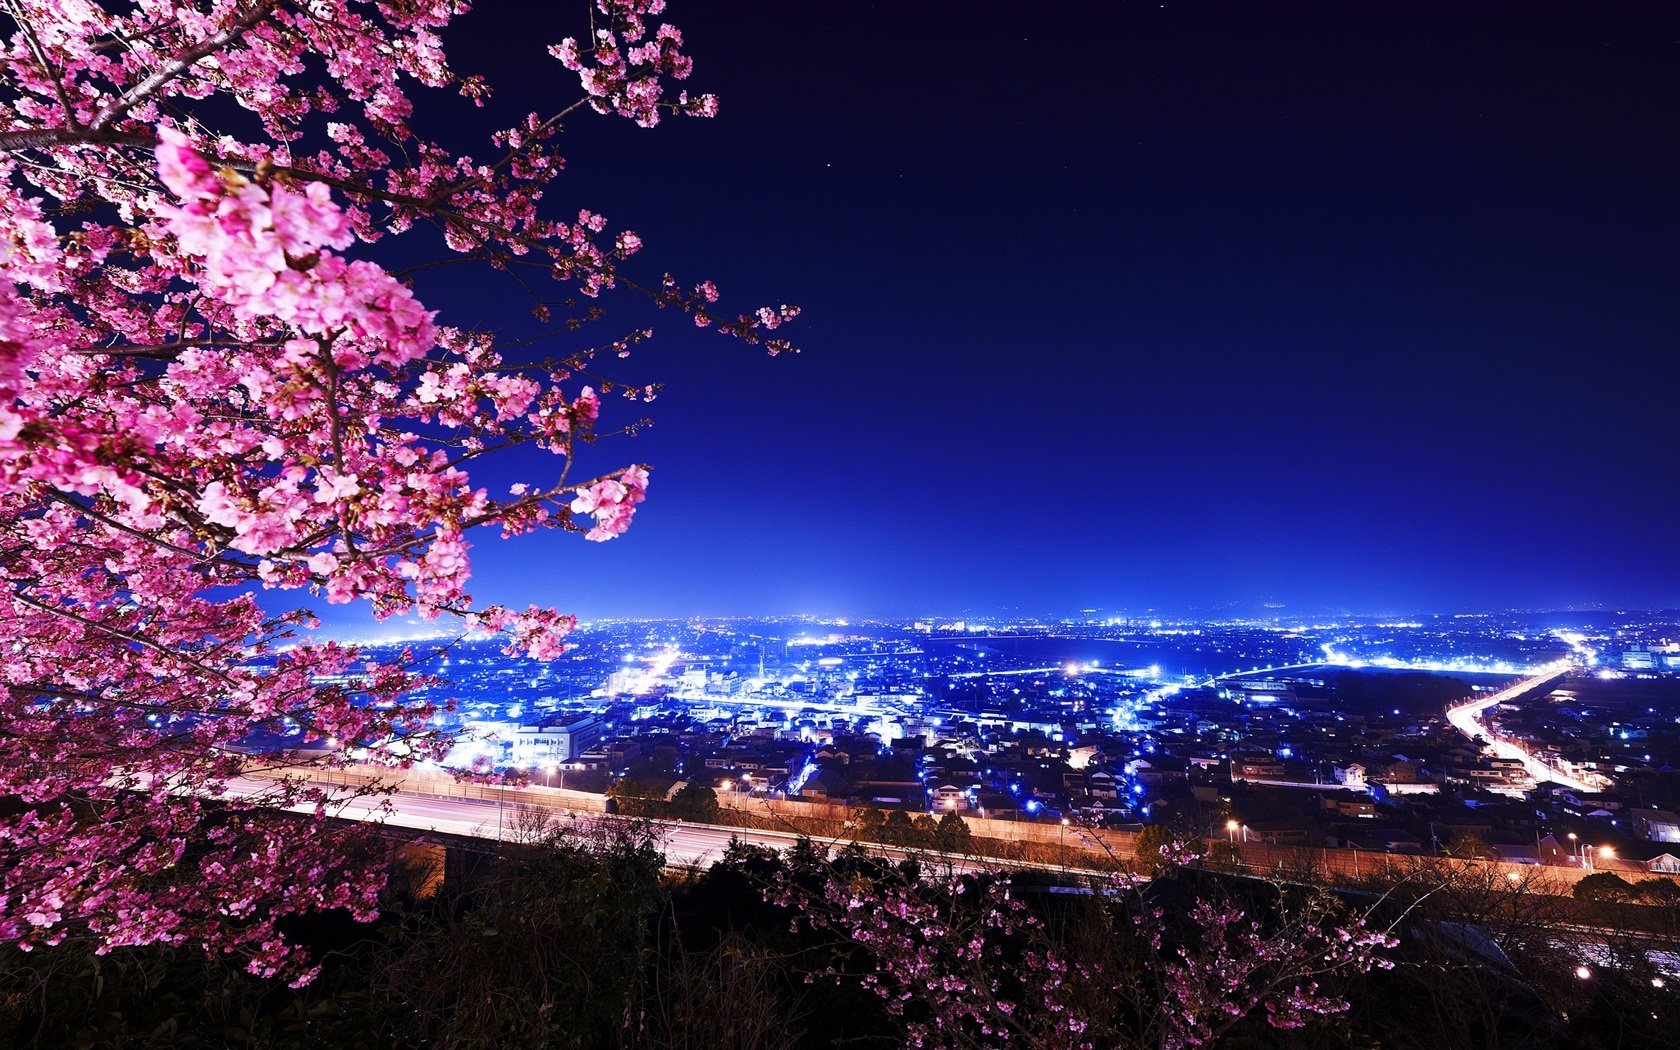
xmin=935 ymin=812 xmax=974 ymax=852
xmin=1573 ymin=871 xmax=1636 ymax=902
xmin=670 ymin=785 xmax=721 ymax=823
xmin=1637 ymin=877 xmax=1680 ymax=904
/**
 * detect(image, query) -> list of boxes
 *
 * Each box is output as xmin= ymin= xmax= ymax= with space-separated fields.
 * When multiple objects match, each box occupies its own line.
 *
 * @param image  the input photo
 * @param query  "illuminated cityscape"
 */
xmin=335 ymin=609 xmax=1680 ymax=876
xmin=5 ymin=0 xmax=1678 ymax=1043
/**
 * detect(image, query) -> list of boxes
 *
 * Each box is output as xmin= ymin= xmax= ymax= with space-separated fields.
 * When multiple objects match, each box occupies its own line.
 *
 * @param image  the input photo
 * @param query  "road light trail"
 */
xmin=1444 ymin=664 xmax=1597 ymax=791
xmin=223 ymin=774 xmax=1084 ymax=877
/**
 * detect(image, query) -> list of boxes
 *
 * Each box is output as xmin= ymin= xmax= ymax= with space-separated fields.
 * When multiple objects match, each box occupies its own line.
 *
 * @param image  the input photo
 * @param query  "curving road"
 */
xmin=1444 ymin=665 xmax=1594 ymax=791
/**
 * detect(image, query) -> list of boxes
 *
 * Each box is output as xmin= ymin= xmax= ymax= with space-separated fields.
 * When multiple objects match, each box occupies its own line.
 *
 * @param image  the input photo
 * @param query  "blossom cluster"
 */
xmin=1156 ymin=895 xmax=1396 ymax=1048
xmin=571 ymin=465 xmax=650 ymax=541
xmin=155 ymin=128 xmax=436 ymax=367
xmin=771 ymin=865 xmax=1100 ymax=1049
xmin=0 ymin=0 xmax=793 ymax=980
xmin=551 ymin=0 xmax=719 ymax=127
xmin=768 ymin=847 xmax=1398 ymax=1050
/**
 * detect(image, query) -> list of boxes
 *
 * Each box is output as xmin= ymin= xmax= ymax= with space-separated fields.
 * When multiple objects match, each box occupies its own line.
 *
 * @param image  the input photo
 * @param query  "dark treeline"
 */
xmin=2 ymin=812 xmax=1677 ymax=1049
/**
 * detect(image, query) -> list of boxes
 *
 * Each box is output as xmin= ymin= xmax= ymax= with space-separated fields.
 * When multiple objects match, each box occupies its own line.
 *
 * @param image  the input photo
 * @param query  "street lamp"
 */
xmin=1226 ymin=819 xmax=1239 ymax=843
xmin=1567 ymin=832 xmax=1580 ymax=867
xmin=1060 ymin=817 xmax=1070 ymax=869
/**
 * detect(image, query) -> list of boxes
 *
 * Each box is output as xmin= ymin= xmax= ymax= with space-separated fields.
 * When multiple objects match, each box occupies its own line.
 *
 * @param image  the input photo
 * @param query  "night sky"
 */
xmin=335 ymin=2 xmax=1680 ymax=627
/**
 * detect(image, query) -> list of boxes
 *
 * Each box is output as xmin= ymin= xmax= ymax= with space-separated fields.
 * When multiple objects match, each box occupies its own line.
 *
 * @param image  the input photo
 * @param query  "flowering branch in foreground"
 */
xmin=770 ymin=841 xmax=1396 ymax=1050
xmin=0 ymin=0 xmax=792 ymax=978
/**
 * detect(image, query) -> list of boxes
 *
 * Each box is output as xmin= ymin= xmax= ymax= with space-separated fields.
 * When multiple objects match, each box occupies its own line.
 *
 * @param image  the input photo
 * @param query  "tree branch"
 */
xmin=9 ymin=590 xmax=238 ymax=688
xmin=0 ymin=0 xmax=83 ymax=131
xmin=90 ymin=0 xmax=286 ymax=132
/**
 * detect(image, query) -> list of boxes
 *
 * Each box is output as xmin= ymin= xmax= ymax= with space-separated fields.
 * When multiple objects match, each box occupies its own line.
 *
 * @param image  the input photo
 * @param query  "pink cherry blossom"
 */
xmin=0 ymin=0 xmax=794 ymax=981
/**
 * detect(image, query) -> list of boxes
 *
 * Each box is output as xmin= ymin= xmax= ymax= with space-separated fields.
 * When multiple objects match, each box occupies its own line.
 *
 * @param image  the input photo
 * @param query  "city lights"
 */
xmin=293 ymin=609 xmax=1672 ymax=1003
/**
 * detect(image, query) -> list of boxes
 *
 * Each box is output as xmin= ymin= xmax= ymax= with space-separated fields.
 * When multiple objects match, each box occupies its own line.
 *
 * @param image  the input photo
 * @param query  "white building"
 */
xmin=511 ymin=715 xmax=603 ymax=766
xmin=1334 ymin=763 xmax=1367 ymax=789
xmin=930 ymin=784 xmax=971 ymax=812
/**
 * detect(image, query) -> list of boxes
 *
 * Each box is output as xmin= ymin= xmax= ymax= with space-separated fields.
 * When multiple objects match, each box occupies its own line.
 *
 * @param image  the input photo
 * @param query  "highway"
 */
xmin=225 ymin=776 xmax=1017 ymax=875
xmin=1444 ymin=665 xmax=1593 ymax=791
xmin=234 ymin=780 xmax=1678 ymax=980
xmin=320 ymin=785 xmax=1677 ymax=974
xmin=1194 ymin=661 xmax=1329 ymax=689
xmin=222 ymin=768 xmax=1638 ymax=901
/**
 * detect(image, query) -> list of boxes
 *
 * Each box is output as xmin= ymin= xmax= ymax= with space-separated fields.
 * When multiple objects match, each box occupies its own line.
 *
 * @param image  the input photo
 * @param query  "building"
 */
xmin=1223 ymin=679 xmax=1297 ymax=704
xmin=1612 ymin=842 xmax=1680 ymax=874
xmin=1376 ymin=758 xmax=1421 ymax=784
xmin=511 ymin=714 xmax=604 ymax=766
xmin=1322 ymin=794 xmax=1376 ymax=819
xmin=930 ymin=783 xmax=971 ymax=812
xmin=1231 ymin=754 xmax=1287 ymax=781
xmin=1622 ymin=647 xmax=1656 ymax=671
xmin=1631 ymin=808 xmax=1680 ymax=843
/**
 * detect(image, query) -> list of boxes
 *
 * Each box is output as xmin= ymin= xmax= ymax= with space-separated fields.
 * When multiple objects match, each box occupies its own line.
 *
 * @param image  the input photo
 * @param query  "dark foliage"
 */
xmin=4 ymin=828 xmax=1679 ymax=1049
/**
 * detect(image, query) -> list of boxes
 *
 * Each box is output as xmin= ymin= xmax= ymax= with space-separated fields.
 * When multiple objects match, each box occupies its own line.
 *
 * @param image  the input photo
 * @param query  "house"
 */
xmin=735 ymin=769 xmax=787 ymax=795
xmin=1321 ymin=794 xmax=1376 ymax=819
xmin=1243 ymin=818 xmax=1310 ymax=845
xmin=1631 ymin=809 xmax=1680 ymax=843
xmin=1487 ymin=840 xmax=1543 ymax=865
xmin=1334 ymin=763 xmax=1367 ymax=789
xmin=798 ymin=768 xmax=849 ymax=801
xmin=1609 ymin=842 xmax=1680 ymax=875
xmin=974 ymin=791 xmax=1022 ymax=819
xmin=930 ymin=783 xmax=971 ymax=812
xmin=850 ymin=778 xmax=925 ymax=808
xmin=1089 ymin=770 xmax=1120 ymax=798
xmin=1134 ymin=756 xmax=1189 ymax=786
xmin=1377 ymin=759 xmax=1421 ymax=784
xmin=1536 ymin=833 xmax=1573 ymax=866
xmin=1066 ymin=769 xmax=1122 ymax=799
xmin=1560 ymin=791 xmax=1624 ymax=818
xmin=1347 ymin=828 xmax=1425 ymax=854
xmin=1231 ymin=754 xmax=1287 ymax=781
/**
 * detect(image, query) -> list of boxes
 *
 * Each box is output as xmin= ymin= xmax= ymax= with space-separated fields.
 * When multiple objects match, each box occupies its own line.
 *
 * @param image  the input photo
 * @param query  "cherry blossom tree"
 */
xmin=773 ymin=856 xmax=1397 ymax=1050
xmin=0 ymin=0 xmax=791 ymax=980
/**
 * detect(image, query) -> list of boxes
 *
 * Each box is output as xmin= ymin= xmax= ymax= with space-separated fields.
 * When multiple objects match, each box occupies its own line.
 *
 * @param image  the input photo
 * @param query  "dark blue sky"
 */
xmin=339 ymin=1 xmax=1680 ymax=627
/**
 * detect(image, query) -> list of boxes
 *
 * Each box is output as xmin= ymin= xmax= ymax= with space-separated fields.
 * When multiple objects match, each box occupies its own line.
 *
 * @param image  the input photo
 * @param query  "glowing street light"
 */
xmin=1226 ymin=819 xmax=1240 ymax=842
